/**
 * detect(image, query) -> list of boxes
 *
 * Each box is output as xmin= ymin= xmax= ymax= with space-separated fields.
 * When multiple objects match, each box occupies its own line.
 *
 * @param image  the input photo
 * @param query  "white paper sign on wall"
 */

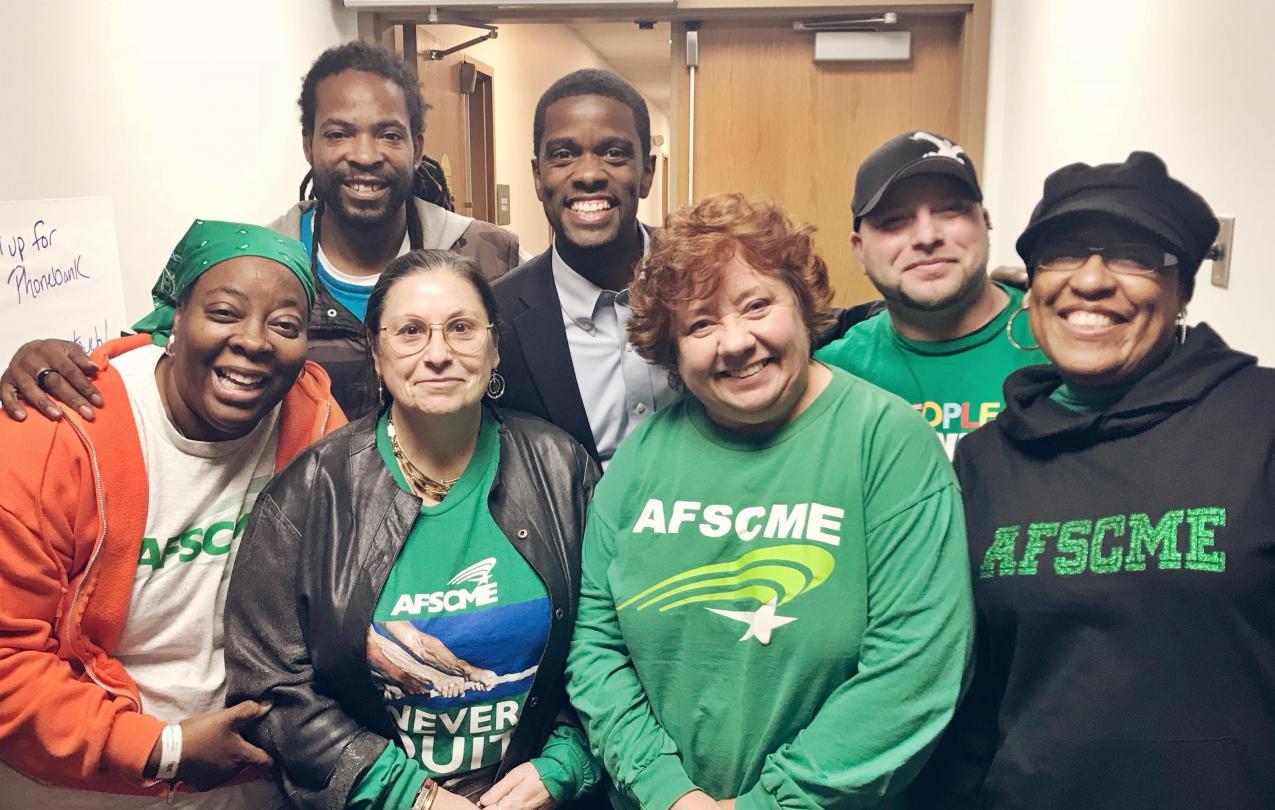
xmin=0 ymin=197 xmax=129 ymax=362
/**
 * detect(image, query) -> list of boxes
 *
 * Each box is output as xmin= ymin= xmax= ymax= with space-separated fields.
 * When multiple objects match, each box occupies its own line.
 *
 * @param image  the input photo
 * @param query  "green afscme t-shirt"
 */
xmin=815 ymin=283 xmax=1045 ymax=459
xmin=348 ymin=409 xmax=569 ymax=809
xmin=567 ymin=369 xmax=974 ymax=810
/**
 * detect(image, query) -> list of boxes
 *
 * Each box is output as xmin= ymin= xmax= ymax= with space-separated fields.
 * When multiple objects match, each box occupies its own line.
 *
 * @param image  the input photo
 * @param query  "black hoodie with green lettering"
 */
xmin=911 ymin=323 xmax=1275 ymax=810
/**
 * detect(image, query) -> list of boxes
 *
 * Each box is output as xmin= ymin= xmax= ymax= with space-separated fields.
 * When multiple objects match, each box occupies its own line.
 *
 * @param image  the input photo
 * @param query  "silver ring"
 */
xmin=34 ymin=367 xmax=58 ymax=390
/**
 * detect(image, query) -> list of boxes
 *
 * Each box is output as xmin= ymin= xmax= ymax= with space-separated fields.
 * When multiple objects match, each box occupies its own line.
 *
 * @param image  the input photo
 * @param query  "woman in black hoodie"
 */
xmin=913 ymin=152 xmax=1275 ymax=810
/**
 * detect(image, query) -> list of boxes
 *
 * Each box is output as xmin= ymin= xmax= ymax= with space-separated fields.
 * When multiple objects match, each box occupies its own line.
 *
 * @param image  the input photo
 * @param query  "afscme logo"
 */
xmin=392 ymin=557 xmax=500 ymax=616
xmin=619 ymin=544 xmax=836 ymax=645
xmin=137 ymin=513 xmax=251 ymax=569
xmin=449 ymin=558 xmax=496 ymax=586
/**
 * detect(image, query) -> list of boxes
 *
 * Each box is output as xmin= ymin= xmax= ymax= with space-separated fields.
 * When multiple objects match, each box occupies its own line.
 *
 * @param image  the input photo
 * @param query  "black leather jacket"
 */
xmin=224 ymin=407 xmax=600 ymax=809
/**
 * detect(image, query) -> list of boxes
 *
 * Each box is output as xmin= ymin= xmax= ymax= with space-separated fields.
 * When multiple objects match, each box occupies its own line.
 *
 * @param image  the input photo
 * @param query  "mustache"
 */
xmin=314 ymin=168 xmax=412 ymax=188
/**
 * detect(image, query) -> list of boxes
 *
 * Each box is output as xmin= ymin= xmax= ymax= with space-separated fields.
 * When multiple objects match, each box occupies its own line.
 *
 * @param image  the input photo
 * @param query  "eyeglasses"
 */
xmin=379 ymin=317 xmax=494 ymax=356
xmin=1033 ymin=241 xmax=1180 ymax=275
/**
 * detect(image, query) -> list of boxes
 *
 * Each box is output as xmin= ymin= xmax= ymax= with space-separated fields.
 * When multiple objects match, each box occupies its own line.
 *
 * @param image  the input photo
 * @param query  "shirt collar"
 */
xmin=551 ymin=226 xmax=650 ymax=321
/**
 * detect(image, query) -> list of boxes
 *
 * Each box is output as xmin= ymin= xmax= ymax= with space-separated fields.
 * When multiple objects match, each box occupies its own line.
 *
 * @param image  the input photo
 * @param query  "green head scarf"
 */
xmin=132 ymin=219 xmax=315 ymax=346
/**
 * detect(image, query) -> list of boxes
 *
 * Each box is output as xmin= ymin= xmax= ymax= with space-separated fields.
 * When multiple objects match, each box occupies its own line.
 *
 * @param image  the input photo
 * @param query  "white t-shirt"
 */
xmin=112 ymin=342 xmax=280 ymax=721
xmin=0 ymin=343 xmax=286 ymax=807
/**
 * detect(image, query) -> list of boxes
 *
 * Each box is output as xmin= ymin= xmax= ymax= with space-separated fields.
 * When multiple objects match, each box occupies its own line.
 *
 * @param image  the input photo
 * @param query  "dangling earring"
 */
xmin=164 ymin=336 xmax=177 ymax=358
xmin=1006 ymin=304 xmax=1040 ymax=352
xmin=487 ymin=371 xmax=506 ymax=400
xmin=1177 ymin=307 xmax=1188 ymax=344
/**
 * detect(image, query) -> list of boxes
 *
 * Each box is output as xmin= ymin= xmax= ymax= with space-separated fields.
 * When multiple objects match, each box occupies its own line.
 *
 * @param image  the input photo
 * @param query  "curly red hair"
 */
xmin=628 ymin=192 xmax=835 ymax=376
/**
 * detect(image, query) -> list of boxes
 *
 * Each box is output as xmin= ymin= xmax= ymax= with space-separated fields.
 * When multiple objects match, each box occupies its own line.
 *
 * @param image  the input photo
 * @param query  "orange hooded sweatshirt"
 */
xmin=0 ymin=334 xmax=344 ymax=794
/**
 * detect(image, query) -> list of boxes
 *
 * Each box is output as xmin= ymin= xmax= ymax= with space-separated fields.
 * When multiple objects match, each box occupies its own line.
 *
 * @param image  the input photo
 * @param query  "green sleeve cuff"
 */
xmin=531 ymin=723 xmax=601 ymax=801
xmin=735 ymin=778 xmax=781 ymax=810
xmin=346 ymin=743 xmax=428 ymax=810
xmin=530 ymin=756 xmax=572 ymax=803
xmin=624 ymin=752 xmax=698 ymax=810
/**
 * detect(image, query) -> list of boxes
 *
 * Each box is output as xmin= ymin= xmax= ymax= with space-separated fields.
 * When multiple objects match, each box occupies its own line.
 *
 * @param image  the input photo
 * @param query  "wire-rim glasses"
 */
xmin=378 ymin=317 xmax=494 ymax=356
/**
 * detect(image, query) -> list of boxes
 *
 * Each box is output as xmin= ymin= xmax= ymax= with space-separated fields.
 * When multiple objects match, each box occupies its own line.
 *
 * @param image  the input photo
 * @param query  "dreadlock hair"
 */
xmin=532 ymin=69 xmax=651 ymax=159
xmin=298 ymin=41 xmax=425 ymax=136
xmin=414 ymin=155 xmax=455 ymax=212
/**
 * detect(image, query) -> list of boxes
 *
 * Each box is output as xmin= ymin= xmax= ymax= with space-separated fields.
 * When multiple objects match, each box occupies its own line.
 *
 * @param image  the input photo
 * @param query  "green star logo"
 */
xmin=618 ymin=544 xmax=835 ymax=644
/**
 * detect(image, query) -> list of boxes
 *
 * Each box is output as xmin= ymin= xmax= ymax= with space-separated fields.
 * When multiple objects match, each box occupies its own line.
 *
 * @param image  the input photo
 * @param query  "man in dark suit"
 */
xmin=493 ymin=70 xmax=676 ymax=465
xmin=493 ymin=70 xmax=897 ymax=465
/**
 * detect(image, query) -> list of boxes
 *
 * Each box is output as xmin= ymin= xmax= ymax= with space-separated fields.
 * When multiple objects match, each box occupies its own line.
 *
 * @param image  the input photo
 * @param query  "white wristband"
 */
xmin=156 ymin=723 xmax=182 ymax=781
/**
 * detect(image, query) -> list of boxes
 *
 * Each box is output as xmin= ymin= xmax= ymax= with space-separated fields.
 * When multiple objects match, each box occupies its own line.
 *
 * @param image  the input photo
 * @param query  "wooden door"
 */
xmin=466 ymin=68 xmax=496 ymax=223
xmin=399 ymin=30 xmax=497 ymax=223
xmin=412 ymin=32 xmax=469 ymax=215
xmin=675 ymin=17 xmax=967 ymax=306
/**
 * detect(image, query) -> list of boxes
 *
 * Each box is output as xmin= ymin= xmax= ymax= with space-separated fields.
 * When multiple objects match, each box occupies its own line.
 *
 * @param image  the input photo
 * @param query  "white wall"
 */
xmin=0 ymin=6 xmax=669 ymax=321
xmin=982 ymin=0 xmax=1275 ymax=363
xmin=0 ymin=0 xmax=356 ymax=322
xmin=437 ymin=23 xmax=672 ymax=257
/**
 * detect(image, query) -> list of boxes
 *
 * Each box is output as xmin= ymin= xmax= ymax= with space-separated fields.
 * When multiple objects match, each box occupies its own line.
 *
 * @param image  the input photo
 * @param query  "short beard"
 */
xmin=881 ymin=264 xmax=988 ymax=315
xmin=312 ymin=169 xmax=414 ymax=229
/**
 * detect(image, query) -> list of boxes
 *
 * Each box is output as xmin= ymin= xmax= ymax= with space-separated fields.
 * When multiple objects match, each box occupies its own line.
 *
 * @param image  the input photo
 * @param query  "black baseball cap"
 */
xmin=852 ymin=131 xmax=983 ymax=229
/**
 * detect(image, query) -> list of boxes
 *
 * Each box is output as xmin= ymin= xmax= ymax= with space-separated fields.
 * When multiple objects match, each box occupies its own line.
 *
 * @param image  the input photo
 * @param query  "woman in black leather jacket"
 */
xmin=225 ymin=250 xmax=601 ymax=810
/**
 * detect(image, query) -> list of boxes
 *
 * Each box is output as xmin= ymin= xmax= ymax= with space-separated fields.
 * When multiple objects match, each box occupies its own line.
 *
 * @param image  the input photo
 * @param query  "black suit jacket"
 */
xmin=491 ymin=235 xmax=880 ymax=463
xmin=493 ymin=247 xmax=601 ymax=460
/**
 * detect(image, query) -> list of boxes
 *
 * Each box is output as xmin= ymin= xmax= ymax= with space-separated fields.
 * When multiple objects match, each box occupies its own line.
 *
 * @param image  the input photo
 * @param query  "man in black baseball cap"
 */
xmin=851 ymin=130 xmax=985 ymax=229
xmin=815 ymin=130 xmax=1046 ymax=458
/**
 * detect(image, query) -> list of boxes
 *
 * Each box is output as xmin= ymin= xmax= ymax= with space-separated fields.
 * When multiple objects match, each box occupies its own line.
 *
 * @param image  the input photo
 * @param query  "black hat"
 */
xmin=852 ymin=131 xmax=983 ymax=229
xmin=1015 ymin=151 xmax=1218 ymax=273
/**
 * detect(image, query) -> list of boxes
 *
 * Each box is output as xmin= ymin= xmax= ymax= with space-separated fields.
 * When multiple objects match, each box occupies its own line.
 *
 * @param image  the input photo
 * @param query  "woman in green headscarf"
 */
xmin=0 ymin=219 xmax=344 ymax=807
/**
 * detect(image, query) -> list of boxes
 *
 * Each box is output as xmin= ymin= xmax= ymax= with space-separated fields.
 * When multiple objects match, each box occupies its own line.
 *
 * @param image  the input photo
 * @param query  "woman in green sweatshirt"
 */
xmin=565 ymin=192 xmax=974 ymax=810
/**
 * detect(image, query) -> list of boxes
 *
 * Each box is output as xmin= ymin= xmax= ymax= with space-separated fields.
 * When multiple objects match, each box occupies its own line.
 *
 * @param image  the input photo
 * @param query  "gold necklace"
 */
xmin=386 ymin=416 xmax=460 ymax=501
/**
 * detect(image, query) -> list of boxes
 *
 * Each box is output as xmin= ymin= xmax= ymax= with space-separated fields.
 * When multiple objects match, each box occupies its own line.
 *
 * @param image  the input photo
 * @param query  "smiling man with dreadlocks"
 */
xmin=0 ymin=41 xmax=519 ymax=423
xmin=269 ymin=42 xmax=520 ymax=418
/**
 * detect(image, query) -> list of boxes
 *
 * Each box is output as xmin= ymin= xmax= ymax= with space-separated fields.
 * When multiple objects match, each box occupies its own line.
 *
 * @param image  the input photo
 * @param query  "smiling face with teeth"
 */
xmin=304 ymin=69 xmax=423 ymax=230
xmin=1029 ymin=215 xmax=1185 ymax=387
xmin=533 ymin=94 xmax=655 ymax=257
xmin=160 ymin=258 xmax=309 ymax=441
xmin=674 ymin=254 xmax=829 ymax=434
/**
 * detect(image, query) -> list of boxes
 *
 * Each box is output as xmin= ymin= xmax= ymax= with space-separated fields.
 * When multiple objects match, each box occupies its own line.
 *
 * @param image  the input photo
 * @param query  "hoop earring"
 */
xmin=1177 ymin=307 xmax=1188 ymax=345
xmin=164 ymin=336 xmax=176 ymax=358
xmin=1006 ymin=304 xmax=1040 ymax=352
xmin=486 ymin=371 xmax=506 ymax=400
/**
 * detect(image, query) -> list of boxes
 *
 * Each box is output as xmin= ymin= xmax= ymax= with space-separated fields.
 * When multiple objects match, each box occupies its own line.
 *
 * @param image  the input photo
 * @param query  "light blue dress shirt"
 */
xmin=550 ymin=233 xmax=680 ymax=466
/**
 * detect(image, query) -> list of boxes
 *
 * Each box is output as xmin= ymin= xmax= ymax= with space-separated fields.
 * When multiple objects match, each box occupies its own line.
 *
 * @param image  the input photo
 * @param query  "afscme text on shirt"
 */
xmin=632 ymin=500 xmax=844 ymax=545
xmin=137 ymin=512 xmax=251 ymax=568
xmin=980 ymin=506 xmax=1228 ymax=578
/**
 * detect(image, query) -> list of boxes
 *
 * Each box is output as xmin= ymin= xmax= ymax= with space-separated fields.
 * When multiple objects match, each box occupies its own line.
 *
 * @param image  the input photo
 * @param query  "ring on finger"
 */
xmin=34 ymin=367 xmax=58 ymax=390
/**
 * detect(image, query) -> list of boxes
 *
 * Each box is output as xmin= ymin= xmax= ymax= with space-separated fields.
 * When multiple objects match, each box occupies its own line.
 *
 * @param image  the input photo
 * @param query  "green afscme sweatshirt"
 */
xmin=566 ymin=369 xmax=974 ymax=810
